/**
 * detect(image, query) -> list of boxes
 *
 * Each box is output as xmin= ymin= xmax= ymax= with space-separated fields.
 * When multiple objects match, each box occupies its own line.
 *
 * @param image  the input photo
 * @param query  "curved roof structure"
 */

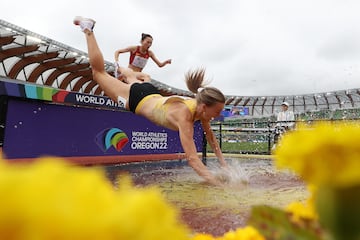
xmin=0 ymin=19 xmax=190 ymax=98
xmin=1 ymin=19 xmax=360 ymax=117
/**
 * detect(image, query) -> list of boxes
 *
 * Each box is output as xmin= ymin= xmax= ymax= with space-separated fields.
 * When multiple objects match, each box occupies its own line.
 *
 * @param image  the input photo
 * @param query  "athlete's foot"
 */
xmin=73 ymin=16 xmax=96 ymax=32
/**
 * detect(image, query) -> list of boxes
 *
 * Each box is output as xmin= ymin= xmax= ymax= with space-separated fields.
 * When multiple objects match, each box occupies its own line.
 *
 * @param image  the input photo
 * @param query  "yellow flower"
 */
xmin=220 ymin=226 xmax=265 ymax=240
xmin=286 ymin=201 xmax=317 ymax=222
xmin=285 ymin=184 xmax=318 ymax=222
xmin=191 ymin=226 xmax=265 ymax=240
xmin=0 ymin=157 xmax=190 ymax=240
xmin=274 ymin=122 xmax=360 ymax=187
xmin=191 ymin=233 xmax=216 ymax=240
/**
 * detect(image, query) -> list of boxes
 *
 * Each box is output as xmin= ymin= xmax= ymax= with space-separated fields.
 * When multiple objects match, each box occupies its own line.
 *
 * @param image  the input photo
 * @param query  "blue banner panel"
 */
xmin=3 ymin=99 xmax=203 ymax=159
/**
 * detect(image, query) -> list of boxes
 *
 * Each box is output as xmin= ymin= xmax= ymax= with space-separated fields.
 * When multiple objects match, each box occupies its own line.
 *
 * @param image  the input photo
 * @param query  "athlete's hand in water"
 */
xmin=202 ymin=177 xmax=225 ymax=187
xmin=215 ymin=172 xmax=231 ymax=185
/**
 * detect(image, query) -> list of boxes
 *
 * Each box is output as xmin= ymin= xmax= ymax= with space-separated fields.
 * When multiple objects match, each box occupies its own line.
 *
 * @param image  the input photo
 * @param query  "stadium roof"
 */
xmin=1 ymin=19 xmax=360 ymax=117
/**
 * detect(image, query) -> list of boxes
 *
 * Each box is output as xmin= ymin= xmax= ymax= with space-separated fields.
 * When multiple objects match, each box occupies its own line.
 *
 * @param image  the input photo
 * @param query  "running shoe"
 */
xmin=73 ymin=16 xmax=96 ymax=32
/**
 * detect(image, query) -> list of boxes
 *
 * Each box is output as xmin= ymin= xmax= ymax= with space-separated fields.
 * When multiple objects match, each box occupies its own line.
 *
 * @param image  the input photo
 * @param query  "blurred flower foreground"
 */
xmin=0 ymin=157 xmax=263 ymax=240
xmin=274 ymin=122 xmax=360 ymax=240
xmin=1 ymin=121 xmax=359 ymax=240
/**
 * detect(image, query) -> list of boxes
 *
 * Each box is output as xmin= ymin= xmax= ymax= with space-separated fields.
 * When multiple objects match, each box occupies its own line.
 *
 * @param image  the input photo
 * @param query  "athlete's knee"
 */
xmin=142 ymin=74 xmax=151 ymax=82
xmin=92 ymin=70 xmax=106 ymax=82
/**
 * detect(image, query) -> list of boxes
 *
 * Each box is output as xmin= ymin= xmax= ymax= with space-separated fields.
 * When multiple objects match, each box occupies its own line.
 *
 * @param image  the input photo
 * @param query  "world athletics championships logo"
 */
xmin=96 ymin=128 xmax=129 ymax=152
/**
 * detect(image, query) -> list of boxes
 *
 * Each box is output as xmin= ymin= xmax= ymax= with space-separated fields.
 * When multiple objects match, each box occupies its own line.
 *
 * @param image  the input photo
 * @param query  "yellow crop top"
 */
xmin=135 ymin=94 xmax=197 ymax=128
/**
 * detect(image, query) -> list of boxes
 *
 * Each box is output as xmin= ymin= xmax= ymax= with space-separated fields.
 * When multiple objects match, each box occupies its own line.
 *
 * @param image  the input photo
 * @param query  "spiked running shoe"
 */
xmin=73 ymin=16 xmax=96 ymax=32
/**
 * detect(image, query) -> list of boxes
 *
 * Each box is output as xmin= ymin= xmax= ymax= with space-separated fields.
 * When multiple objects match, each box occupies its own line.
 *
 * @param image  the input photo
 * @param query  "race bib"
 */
xmin=131 ymin=56 xmax=148 ymax=69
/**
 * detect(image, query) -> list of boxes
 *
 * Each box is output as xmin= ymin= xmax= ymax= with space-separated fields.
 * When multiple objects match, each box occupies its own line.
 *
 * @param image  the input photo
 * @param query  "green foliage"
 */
xmin=248 ymin=205 xmax=325 ymax=240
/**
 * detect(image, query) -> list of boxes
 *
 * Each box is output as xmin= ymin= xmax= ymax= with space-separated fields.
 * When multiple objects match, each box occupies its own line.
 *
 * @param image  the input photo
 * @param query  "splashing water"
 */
xmin=209 ymin=159 xmax=251 ymax=187
xmin=105 ymin=157 xmax=307 ymax=237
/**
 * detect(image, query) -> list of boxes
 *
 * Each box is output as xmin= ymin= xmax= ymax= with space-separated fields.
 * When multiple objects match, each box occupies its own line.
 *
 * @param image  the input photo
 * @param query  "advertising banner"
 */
xmin=0 ymin=77 xmax=124 ymax=110
xmin=3 ymin=99 xmax=203 ymax=159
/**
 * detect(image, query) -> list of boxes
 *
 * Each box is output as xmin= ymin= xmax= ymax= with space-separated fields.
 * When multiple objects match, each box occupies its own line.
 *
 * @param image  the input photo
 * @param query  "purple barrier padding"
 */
xmin=0 ymin=81 xmax=5 ymax=95
xmin=3 ymin=98 xmax=203 ymax=159
xmin=3 ymin=81 xmax=24 ymax=97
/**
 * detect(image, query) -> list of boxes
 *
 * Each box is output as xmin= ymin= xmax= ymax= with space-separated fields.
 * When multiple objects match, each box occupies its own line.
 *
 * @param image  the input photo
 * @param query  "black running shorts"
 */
xmin=128 ymin=82 xmax=160 ymax=113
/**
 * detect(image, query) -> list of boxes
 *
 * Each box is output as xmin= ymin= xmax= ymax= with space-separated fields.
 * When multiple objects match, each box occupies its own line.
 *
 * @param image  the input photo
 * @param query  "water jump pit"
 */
xmin=104 ymin=157 xmax=308 ymax=237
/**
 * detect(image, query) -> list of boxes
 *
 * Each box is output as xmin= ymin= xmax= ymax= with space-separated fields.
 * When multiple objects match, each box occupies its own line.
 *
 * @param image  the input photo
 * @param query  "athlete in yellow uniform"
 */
xmin=74 ymin=16 xmax=228 ymax=186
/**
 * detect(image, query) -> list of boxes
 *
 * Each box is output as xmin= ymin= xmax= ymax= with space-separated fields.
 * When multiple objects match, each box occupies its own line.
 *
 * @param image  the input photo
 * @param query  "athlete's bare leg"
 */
xmin=117 ymin=66 xmax=150 ymax=84
xmin=74 ymin=17 xmax=131 ymax=105
xmin=135 ymin=72 xmax=151 ymax=82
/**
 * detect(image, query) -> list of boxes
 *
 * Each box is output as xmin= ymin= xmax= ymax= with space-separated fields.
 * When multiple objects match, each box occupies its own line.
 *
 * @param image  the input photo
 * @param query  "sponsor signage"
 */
xmin=3 ymin=98 xmax=203 ymax=159
xmin=0 ymin=77 xmax=124 ymax=110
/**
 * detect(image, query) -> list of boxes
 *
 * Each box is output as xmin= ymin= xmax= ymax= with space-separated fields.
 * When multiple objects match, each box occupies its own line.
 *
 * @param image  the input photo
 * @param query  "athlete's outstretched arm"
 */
xmin=201 ymin=120 xmax=227 ymax=167
xmin=114 ymin=46 xmax=136 ymax=62
xmin=177 ymin=119 xmax=222 ymax=185
xmin=168 ymin=104 xmax=221 ymax=185
xmin=149 ymin=51 xmax=172 ymax=68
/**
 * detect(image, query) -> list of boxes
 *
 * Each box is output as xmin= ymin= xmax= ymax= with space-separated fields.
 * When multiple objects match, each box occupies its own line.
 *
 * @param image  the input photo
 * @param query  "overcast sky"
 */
xmin=2 ymin=0 xmax=360 ymax=96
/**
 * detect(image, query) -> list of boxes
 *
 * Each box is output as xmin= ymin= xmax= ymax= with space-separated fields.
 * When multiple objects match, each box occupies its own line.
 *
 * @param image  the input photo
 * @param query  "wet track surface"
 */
xmin=105 ymin=157 xmax=307 ymax=237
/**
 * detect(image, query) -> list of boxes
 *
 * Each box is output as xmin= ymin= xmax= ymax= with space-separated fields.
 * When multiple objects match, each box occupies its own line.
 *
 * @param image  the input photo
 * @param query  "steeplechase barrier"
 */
xmin=0 ymin=77 xmax=203 ymax=164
